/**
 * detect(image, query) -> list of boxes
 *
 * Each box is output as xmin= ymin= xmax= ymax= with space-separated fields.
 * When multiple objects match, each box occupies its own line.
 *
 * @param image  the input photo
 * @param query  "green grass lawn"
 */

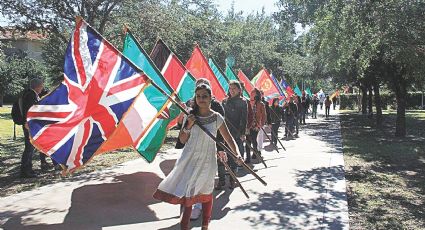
xmin=340 ymin=110 xmax=425 ymax=229
xmin=0 ymin=106 xmax=178 ymax=197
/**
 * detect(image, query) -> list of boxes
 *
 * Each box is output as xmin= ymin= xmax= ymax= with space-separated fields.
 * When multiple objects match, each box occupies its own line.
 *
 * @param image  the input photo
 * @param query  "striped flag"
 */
xmin=208 ymin=58 xmax=230 ymax=93
xmin=150 ymin=39 xmax=196 ymax=128
xmin=98 ymin=31 xmax=179 ymax=162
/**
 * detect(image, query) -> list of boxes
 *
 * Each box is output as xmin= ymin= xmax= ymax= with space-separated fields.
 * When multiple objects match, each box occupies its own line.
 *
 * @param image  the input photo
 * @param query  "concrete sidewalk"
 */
xmin=0 ymin=107 xmax=349 ymax=230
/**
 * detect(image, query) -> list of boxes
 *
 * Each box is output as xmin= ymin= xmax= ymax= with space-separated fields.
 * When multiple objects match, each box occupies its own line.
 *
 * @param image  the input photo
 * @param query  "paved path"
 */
xmin=0 ymin=108 xmax=349 ymax=230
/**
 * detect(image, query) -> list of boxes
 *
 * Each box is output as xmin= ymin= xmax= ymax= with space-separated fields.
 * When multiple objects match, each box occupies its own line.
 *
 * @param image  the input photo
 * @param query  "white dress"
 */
xmin=153 ymin=112 xmax=224 ymax=206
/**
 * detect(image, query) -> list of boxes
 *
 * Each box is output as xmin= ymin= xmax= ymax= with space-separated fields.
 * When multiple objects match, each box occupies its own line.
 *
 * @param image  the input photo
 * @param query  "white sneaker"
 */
xmin=190 ymin=207 xmax=202 ymax=220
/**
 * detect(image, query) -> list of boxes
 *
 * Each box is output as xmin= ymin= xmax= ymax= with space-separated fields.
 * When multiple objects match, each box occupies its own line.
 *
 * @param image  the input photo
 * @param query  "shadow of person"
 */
xmin=160 ymin=159 xmax=177 ymax=177
xmin=2 ymin=172 xmax=163 ymax=230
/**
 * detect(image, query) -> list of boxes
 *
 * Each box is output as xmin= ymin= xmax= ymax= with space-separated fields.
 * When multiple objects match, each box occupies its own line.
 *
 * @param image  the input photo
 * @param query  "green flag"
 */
xmin=208 ymin=58 xmax=230 ymax=93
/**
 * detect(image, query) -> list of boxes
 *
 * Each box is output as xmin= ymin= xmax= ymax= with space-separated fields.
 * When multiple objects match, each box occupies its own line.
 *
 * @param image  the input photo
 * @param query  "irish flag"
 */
xmin=186 ymin=45 xmax=227 ymax=101
xmin=99 ymin=31 xmax=179 ymax=162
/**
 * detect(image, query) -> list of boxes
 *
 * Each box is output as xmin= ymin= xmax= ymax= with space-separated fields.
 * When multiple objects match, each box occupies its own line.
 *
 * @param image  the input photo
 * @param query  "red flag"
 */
xmin=251 ymin=68 xmax=281 ymax=98
xmin=185 ymin=45 xmax=226 ymax=100
xmin=238 ymin=70 xmax=255 ymax=95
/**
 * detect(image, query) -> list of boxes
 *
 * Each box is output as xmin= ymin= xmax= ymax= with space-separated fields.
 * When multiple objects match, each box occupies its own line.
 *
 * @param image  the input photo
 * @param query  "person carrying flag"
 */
xmin=220 ymin=80 xmax=248 ymax=189
xmin=153 ymin=83 xmax=242 ymax=230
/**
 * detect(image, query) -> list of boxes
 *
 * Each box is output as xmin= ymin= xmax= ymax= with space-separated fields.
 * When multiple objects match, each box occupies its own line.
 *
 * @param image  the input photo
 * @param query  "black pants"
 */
xmin=325 ymin=106 xmax=330 ymax=117
xmin=245 ymin=129 xmax=259 ymax=162
xmin=21 ymin=127 xmax=35 ymax=173
xmin=271 ymin=123 xmax=280 ymax=145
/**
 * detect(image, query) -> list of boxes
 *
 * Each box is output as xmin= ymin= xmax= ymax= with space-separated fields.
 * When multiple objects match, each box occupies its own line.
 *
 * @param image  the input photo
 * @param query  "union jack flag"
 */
xmin=27 ymin=19 xmax=148 ymax=172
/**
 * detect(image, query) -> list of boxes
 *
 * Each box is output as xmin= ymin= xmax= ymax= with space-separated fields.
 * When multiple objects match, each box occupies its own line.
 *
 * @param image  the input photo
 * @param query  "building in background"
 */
xmin=0 ymin=27 xmax=46 ymax=60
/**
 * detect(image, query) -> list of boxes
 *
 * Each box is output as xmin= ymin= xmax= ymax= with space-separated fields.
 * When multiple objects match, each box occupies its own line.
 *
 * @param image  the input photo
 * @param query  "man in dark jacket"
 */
xmin=285 ymin=96 xmax=298 ymax=138
xmin=220 ymin=81 xmax=248 ymax=189
xmin=20 ymin=78 xmax=44 ymax=178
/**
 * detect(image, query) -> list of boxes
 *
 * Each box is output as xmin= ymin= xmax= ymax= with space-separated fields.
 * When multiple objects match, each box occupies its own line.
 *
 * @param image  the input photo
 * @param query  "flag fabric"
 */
xmin=238 ymin=70 xmax=255 ymax=95
xmin=150 ymin=39 xmax=196 ymax=128
xmin=185 ymin=45 xmax=227 ymax=100
xmin=150 ymin=39 xmax=196 ymax=102
xmin=270 ymin=73 xmax=285 ymax=96
xmin=27 ymin=19 xmax=148 ymax=172
xmin=226 ymin=64 xmax=250 ymax=98
xmin=280 ymin=79 xmax=295 ymax=101
xmin=251 ymin=68 xmax=281 ymax=98
xmin=305 ymin=88 xmax=313 ymax=96
xmin=280 ymin=79 xmax=294 ymax=96
xmin=294 ymin=85 xmax=302 ymax=96
xmin=330 ymin=90 xmax=340 ymax=100
xmin=100 ymin=31 xmax=181 ymax=163
xmin=208 ymin=58 xmax=230 ymax=93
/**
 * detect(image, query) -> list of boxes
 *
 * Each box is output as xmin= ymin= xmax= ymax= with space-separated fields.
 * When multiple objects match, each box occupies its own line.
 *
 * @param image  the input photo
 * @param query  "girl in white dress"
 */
xmin=153 ymin=83 xmax=242 ymax=230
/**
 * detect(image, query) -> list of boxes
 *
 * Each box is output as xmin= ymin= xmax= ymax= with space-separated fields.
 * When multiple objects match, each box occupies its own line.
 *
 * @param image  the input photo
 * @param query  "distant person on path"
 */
xmin=300 ymin=93 xmax=307 ymax=125
xmin=284 ymin=96 xmax=297 ymax=138
xmin=312 ymin=94 xmax=319 ymax=119
xmin=305 ymin=94 xmax=311 ymax=116
xmin=325 ymin=96 xmax=331 ymax=118
xmin=295 ymin=96 xmax=301 ymax=135
xmin=257 ymin=91 xmax=270 ymax=154
xmin=319 ymin=93 xmax=325 ymax=109
xmin=270 ymin=98 xmax=283 ymax=146
xmin=20 ymin=78 xmax=44 ymax=178
xmin=220 ymin=80 xmax=248 ymax=189
xmin=332 ymin=96 xmax=337 ymax=110
xmin=246 ymin=88 xmax=266 ymax=162
xmin=153 ymin=84 xmax=242 ymax=230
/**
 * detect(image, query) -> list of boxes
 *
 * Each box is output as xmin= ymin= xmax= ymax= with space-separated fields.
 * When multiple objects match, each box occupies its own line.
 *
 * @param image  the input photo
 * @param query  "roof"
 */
xmin=0 ymin=27 xmax=47 ymax=40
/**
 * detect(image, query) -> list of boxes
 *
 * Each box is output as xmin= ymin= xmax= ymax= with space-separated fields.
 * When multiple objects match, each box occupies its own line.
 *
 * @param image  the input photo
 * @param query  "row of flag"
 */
xmin=26 ymin=18 xmax=318 ymax=173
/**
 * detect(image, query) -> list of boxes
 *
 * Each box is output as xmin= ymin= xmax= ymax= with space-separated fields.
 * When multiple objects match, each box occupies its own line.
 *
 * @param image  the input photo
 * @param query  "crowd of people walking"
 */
xmin=17 ymin=77 xmax=338 ymax=229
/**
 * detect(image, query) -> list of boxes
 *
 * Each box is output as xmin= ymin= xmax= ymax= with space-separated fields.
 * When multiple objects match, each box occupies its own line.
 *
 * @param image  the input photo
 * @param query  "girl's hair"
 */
xmin=191 ymin=83 xmax=212 ymax=115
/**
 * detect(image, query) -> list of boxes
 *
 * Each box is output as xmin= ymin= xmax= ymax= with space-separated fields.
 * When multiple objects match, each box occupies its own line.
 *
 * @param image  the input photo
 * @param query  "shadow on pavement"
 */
xmin=233 ymin=189 xmax=346 ymax=230
xmin=1 ymin=172 xmax=163 ymax=230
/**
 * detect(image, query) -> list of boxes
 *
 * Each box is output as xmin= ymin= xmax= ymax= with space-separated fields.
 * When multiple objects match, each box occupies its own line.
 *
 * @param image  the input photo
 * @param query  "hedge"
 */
xmin=340 ymin=92 xmax=424 ymax=110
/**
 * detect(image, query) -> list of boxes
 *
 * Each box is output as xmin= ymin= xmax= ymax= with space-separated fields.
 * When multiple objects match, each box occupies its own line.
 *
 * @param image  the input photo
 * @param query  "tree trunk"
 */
xmin=368 ymin=85 xmax=373 ymax=118
xmin=360 ymin=84 xmax=367 ymax=114
xmin=373 ymin=81 xmax=383 ymax=127
xmin=394 ymin=76 xmax=407 ymax=137
xmin=0 ymin=94 xmax=3 ymax=107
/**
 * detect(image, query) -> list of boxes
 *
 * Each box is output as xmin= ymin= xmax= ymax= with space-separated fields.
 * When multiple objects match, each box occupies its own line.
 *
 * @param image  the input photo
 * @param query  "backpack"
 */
xmin=11 ymin=90 xmax=29 ymax=125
